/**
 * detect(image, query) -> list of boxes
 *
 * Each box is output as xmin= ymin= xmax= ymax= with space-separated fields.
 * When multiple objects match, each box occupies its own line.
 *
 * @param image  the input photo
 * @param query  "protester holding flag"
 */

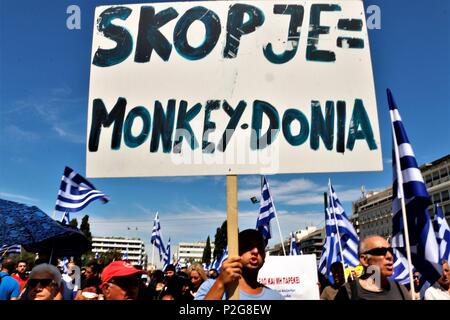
xmin=335 ymin=235 xmax=410 ymax=300
xmin=195 ymin=229 xmax=284 ymax=300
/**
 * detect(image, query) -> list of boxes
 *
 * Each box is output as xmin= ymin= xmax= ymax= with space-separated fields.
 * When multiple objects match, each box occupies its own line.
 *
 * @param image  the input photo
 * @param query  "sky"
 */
xmin=1 ymin=0 xmax=449 ymax=267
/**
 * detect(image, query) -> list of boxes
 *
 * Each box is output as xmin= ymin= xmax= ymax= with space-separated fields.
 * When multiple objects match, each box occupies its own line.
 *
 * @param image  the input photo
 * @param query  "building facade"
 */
xmin=176 ymin=241 xmax=215 ymax=265
xmin=92 ymin=237 xmax=147 ymax=267
xmin=267 ymin=226 xmax=321 ymax=257
xmin=352 ymin=154 xmax=450 ymax=240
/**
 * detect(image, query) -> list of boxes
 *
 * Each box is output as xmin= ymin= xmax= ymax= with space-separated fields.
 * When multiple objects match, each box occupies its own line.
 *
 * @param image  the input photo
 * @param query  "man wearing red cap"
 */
xmin=101 ymin=261 xmax=146 ymax=300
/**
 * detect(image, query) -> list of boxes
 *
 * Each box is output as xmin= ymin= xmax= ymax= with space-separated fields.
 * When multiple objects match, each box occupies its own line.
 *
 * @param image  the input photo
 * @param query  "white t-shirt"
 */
xmin=424 ymin=283 xmax=450 ymax=300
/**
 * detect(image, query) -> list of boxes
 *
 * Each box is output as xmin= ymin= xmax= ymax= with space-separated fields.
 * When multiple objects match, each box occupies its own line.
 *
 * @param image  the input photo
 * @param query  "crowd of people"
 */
xmin=0 ymin=230 xmax=449 ymax=300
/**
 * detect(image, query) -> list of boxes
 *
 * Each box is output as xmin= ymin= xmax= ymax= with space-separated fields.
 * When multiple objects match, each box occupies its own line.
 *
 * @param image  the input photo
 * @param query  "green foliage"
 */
xmin=97 ymin=249 xmax=123 ymax=266
xmin=69 ymin=218 xmax=78 ymax=228
xmin=202 ymin=236 xmax=212 ymax=264
xmin=80 ymin=215 xmax=92 ymax=242
xmin=213 ymin=220 xmax=227 ymax=260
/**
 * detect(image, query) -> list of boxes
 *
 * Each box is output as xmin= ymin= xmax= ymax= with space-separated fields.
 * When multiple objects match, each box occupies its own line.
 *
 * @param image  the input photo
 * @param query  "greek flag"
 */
xmin=388 ymin=89 xmax=441 ymax=284
xmin=123 ymin=247 xmax=129 ymax=261
xmin=289 ymin=232 xmax=299 ymax=256
xmin=0 ymin=244 xmax=21 ymax=255
xmin=55 ymin=166 xmax=109 ymax=212
xmin=209 ymin=258 xmax=217 ymax=270
xmin=256 ymin=176 xmax=276 ymax=245
xmin=162 ymin=238 xmax=171 ymax=271
xmin=61 ymin=211 xmax=70 ymax=225
xmin=391 ymin=248 xmax=411 ymax=285
xmin=61 ymin=257 xmax=69 ymax=274
xmin=319 ymin=181 xmax=359 ymax=282
xmin=151 ymin=212 xmax=166 ymax=261
xmin=433 ymin=204 xmax=450 ymax=263
xmin=215 ymin=247 xmax=228 ymax=272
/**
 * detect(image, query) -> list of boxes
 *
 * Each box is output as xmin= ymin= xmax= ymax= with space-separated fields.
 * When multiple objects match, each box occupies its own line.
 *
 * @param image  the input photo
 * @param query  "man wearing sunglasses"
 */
xmin=335 ymin=235 xmax=410 ymax=300
xmin=100 ymin=261 xmax=146 ymax=300
xmin=26 ymin=263 xmax=62 ymax=300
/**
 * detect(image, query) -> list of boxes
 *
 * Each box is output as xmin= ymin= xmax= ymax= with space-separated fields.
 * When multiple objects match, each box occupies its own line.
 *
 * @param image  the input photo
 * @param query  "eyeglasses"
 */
xmin=28 ymin=279 xmax=55 ymax=288
xmin=362 ymin=247 xmax=394 ymax=256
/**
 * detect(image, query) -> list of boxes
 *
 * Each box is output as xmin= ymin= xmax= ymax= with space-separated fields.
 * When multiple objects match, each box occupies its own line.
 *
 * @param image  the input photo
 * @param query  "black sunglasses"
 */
xmin=363 ymin=247 xmax=394 ymax=256
xmin=28 ymin=279 xmax=55 ymax=288
xmin=110 ymin=277 xmax=140 ymax=289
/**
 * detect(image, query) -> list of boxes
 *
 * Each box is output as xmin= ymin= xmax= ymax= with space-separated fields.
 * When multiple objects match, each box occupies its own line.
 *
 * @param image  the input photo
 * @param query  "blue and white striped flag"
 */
xmin=388 ymin=89 xmax=441 ymax=284
xmin=215 ymin=247 xmax=228 ymax=272
xmin=151 ymin=212 xmax=166 ymax=261
xmin=209 ymin=258 xmax=217 ymax=271
xmin=433 ymin=204 xmax=450 ymax=263
xmin=391 ymin=248 xmax=411 ymax=285
xmin=256 ymin=176 xmax=276 ymax=246
xmin=0 ymin=244 xmax=21 ymax=255
xmin=162 ymin=238 xmax=171 ymax=271
xmin=319 ymin=181 xmax=359 ymax=282
xmin=55 ymin=166 xmax=109 ymax=212
xmin=123 ymin=247 xmax=129 ymax=261
xmin=61 ymin=211 xmax=70 ymax=225
xmin=61 ymin=257 xmax=69 ymax=274
xmin=289 ymin=232 xmax=299 ymax=256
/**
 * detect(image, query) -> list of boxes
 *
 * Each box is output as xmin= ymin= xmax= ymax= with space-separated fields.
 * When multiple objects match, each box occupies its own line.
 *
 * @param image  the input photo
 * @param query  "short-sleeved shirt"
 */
xmin=334 ymin=279 xmax=410 ymax=300
xmin=11 ymin=274 xmax=28 ymax=293
xmin=0 ymin=272 xmax=20 ymax=300
xmin=424 ymin=283 xmax=450 ymax=300
xmin=194 ymin=279 xmax=285 ymax=300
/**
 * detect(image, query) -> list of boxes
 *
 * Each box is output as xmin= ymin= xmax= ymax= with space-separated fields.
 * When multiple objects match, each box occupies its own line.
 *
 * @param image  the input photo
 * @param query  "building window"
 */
xmin=440 ymin=168 xmax=448 ymax=178
xmin=425 ymin=175 xmax=432 ymax=183
xmin=433 ymin=193 xmax=441 ymax=204
xmin=432 ymin=171 xmax=439 ymax=181
xmin=441 ymin=190 xmax=449 ymax=202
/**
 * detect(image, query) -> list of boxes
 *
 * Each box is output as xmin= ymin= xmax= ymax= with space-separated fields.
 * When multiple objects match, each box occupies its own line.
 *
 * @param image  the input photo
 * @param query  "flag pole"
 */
xmin=226 ymin=175 xmax=239 ymax=300
xmin=328 ymin=179 xmax=348 ymax=283
xmin=391 ymin=123 xmax=416 ymax=300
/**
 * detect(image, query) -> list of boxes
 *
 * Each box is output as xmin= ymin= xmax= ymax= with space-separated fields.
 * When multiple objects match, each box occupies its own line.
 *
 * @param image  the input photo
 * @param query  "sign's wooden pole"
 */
xmin=226 ymin=174 xmax=239 ymax=300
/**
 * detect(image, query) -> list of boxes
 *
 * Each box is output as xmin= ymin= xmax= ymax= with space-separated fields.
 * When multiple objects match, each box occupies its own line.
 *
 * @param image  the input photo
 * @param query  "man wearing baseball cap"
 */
xmin=101 ymin=261 xmax=146 ymax=300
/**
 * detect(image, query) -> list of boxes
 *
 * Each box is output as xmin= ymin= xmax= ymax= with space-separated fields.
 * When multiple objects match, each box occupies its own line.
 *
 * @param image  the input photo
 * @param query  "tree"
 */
xmin=213 ymin=220 xmax=227 ymax=260
xmin=69 ymin=218 xmax=78 ymax=228
xmin=202 ymin=236 xmax=212 ymax=264
xmin=99 ymin=249 xmax=123 ymax=266
xmin=80 ymin=215 xmax=92 ymax=242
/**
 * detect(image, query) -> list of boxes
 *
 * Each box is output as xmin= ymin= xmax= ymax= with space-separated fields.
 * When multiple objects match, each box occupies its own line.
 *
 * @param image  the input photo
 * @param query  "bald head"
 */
xmin=359 ymin=235 xmax=394 ymax=279
xmin=359 ymin=236 xmax=389 ymax=256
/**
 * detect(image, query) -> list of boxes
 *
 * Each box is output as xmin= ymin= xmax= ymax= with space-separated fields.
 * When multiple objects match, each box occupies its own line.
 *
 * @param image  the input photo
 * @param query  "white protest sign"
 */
xmin=258 ymin=254 xmax=320 ymax=300
xmin=87 ymin=0 xmax=382 ymax=177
